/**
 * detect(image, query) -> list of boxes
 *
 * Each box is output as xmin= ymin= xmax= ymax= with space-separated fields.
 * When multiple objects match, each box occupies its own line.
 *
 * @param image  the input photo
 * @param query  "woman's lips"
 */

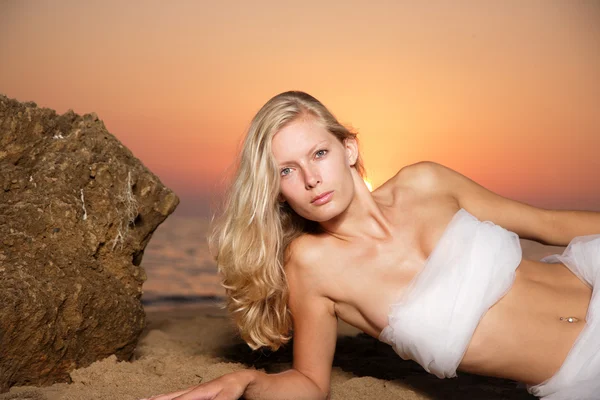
xmin=311 ymin=191 xmax=333 ymax=205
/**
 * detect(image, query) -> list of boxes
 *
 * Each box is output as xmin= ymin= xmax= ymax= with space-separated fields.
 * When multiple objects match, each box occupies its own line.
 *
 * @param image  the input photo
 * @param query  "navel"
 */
xmin=559 ymin=316 xmax=581 ymax=323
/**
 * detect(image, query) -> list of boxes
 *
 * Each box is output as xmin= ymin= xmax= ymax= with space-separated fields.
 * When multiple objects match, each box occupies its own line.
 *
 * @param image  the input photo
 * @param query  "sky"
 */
xmin=1 ymin=0 xmax=599 ymax=216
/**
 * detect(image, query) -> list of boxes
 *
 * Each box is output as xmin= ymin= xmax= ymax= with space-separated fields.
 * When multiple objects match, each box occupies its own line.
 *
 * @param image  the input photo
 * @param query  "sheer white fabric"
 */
xmin=379 ymin=208 xmax=522 ymax=379
xmin=527 ymin=234 xmax=600 ymax=400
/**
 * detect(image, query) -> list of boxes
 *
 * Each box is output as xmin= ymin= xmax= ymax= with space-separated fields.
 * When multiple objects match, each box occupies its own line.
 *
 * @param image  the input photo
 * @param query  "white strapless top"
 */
xmin=379 ymin=208 xmax=523 ymax=379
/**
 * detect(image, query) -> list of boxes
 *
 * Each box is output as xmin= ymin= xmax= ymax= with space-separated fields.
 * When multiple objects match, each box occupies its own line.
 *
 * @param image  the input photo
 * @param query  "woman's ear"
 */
xmin=344 ymin=137 xmax=359 ymax=166
xmin=277 ymin=193 xmax=286 ymax=203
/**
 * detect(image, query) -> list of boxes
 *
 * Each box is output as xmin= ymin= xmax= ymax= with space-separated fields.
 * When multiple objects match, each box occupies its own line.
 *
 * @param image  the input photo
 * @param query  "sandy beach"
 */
xmin=1 ymin=299 xmax=542 ymax=400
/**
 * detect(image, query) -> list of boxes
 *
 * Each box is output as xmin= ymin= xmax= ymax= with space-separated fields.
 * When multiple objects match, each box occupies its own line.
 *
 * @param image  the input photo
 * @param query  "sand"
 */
xmin=1 ymin=301 xmax=537 ymax=400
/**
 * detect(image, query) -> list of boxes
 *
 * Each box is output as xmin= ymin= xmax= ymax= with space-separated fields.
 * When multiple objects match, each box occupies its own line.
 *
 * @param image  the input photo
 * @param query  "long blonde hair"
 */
xmin=209 ymin=91 xmax=365 ymax=350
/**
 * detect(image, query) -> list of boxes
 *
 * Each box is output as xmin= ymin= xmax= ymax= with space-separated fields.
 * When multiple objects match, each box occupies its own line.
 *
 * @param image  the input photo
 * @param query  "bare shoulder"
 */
xmin=284 ymin=234 xmax=332 ymax=295
xmin=391 ymin=161 xmax=455 ymax=191
xmin=285 ymin=234 xmax=326 ymax=271
xmin=393 ymin=161 xmax=455 ymax=184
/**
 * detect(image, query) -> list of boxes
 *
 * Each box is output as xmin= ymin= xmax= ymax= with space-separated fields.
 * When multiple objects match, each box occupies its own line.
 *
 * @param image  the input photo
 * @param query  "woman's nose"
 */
xmin=304 ymin=169 xmax=321 ymax=189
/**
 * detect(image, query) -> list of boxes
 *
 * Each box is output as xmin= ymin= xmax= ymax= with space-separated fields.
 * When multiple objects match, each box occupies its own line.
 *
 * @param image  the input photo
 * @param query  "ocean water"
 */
xmin=140 ymin=215 xmax=225 ymax=309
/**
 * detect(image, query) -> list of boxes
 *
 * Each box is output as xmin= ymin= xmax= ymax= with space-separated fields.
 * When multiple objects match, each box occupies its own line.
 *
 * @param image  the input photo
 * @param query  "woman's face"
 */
xmin=271 ymin=116 xmax=357 ymax=222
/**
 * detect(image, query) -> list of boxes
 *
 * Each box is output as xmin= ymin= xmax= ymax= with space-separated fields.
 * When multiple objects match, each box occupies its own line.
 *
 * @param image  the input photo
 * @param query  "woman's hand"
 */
xmin=142 ymin=371 xmax=253 ymax=400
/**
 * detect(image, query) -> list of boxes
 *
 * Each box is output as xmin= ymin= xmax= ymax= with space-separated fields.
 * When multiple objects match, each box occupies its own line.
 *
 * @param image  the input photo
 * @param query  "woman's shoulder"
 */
xmin=375 ymin=162 xmax=461 ymax=223
xmin=391 ymin=161 xmax=449 ymax=189
xmin=284 ymin=233 xmax=329 ymax=271
xmin=284 ymin=233 xmax=339 ymax=301
xmin=378 ymin=161 xmax=454 ymax=201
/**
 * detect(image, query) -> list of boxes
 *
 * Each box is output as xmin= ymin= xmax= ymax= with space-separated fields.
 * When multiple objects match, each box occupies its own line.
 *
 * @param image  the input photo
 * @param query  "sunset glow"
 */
xmin=0 ymin=1 xmax=598 ymax=215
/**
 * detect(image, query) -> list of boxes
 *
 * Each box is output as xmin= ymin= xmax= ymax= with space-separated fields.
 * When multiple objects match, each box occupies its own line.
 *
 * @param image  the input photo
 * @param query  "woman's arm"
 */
xmin=240 ymin=291 xmax=337 ymax=400
xmin=235 ymin=287 xmax=337 ymax=400
xmin=144 ymin=241 xmax=338 ymax=400
xmin=244 ymin=239 xmax=339 ymax=400
xmin=143 ymin=366 xmax=328 ymax=400
xmin=398 ymin=162 xmax=599 ymax=246
xmin=543 ymin=209 xmax=600 ymax=245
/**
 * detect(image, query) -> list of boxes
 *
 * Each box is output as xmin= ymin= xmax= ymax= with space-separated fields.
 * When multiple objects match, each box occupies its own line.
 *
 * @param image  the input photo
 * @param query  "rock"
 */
xmin=0 ymin=94 xmax=180 ymax=392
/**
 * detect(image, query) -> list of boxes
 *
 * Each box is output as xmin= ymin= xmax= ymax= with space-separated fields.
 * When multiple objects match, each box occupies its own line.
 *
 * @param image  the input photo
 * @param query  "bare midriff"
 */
xmin=457 ymin=258 xmax=592 ymax=385
xmin=333 ymin=257 xmax=592 ymax=386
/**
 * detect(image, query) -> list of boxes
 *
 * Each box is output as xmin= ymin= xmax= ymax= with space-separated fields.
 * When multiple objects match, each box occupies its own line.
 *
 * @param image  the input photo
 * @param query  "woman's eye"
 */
xmin=316 ymin=149 xmax=328 ymax=158
xmin=281 ymin=168 xmax=291 ymax=176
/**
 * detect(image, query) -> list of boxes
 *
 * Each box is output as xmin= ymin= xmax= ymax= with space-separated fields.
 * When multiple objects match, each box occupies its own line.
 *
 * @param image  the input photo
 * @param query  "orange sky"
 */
xmin=1 ymin=1 xmax=598 ymax=215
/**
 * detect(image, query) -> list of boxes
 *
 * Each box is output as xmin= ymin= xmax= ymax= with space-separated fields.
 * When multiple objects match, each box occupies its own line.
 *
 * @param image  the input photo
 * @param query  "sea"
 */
xmin=140 ymin=215 xmax=225 ymax=310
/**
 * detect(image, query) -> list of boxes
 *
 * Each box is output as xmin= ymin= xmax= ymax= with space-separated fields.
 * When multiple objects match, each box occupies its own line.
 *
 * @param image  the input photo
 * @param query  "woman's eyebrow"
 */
xmin=278 ymin=140 xmax=329 ymax=166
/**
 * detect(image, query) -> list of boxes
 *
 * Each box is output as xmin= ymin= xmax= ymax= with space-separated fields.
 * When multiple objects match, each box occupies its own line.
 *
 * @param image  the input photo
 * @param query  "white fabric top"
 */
xmin=379 ymin=208 xmax=523 ymax=379
xmin=527 ymin=234 xmax=600 ymax=399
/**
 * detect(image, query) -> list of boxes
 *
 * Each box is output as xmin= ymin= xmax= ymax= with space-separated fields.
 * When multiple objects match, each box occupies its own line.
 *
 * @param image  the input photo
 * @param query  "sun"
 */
xmin=363 ymin=178 xmax=373 ymax=192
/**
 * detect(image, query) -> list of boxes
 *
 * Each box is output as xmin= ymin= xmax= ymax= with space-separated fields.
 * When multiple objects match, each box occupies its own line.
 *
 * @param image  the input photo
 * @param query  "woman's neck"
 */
xmin=319 ymin=171 xmax=394 ymax=243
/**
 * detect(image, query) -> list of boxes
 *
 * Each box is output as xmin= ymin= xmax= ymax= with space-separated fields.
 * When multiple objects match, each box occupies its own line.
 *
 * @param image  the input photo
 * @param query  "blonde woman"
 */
xmin=145 ymin=91 xmax=600 ymax=400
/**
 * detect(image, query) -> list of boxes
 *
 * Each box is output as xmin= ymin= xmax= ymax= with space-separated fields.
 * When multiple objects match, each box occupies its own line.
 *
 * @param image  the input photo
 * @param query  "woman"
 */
xmin=145 ymin=91 xmax=600 ymax=400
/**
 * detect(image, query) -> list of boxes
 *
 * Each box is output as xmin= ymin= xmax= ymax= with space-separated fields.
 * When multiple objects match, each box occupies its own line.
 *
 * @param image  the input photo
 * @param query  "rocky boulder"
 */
xmin=0 ymin=94 xmax=179 ymax=392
